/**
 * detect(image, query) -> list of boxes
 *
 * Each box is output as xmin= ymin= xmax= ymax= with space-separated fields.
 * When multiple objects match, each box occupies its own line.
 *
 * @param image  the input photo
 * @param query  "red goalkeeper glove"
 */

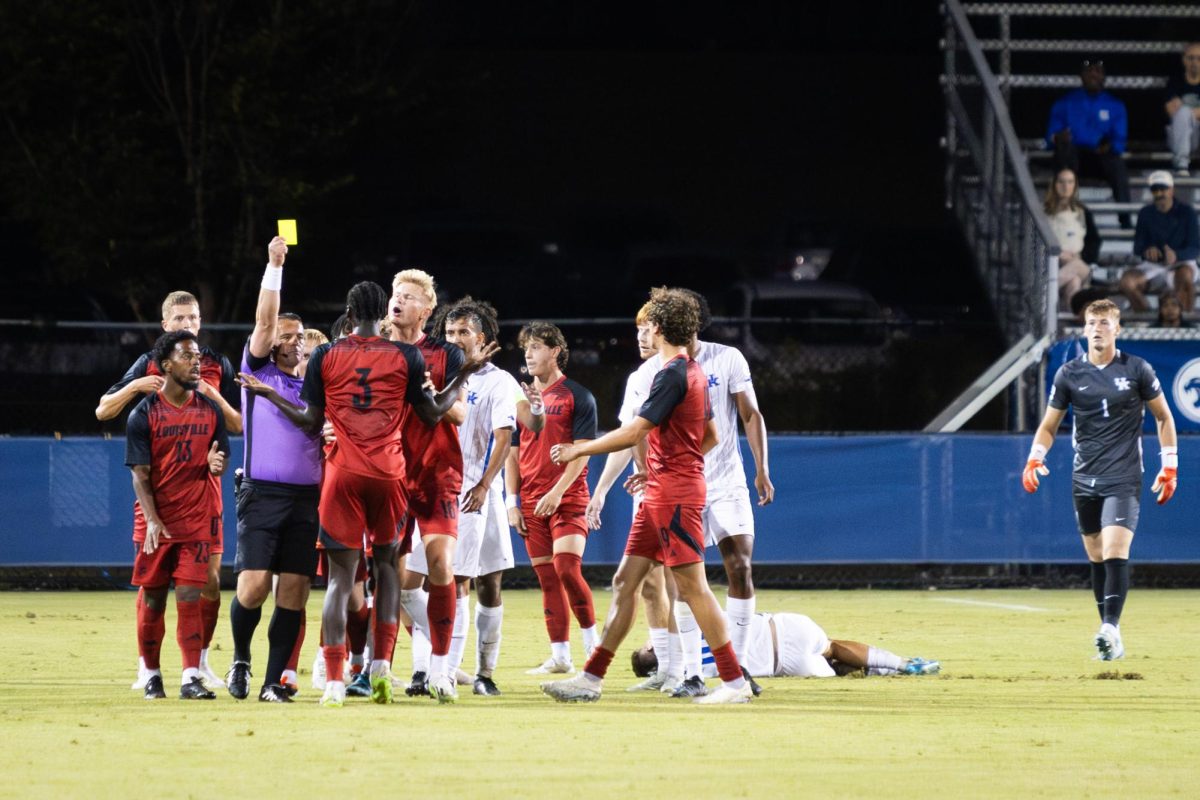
xmin=1152 ymin=466 xmax=1177 ymax=505
xmin=1022 ymin=459 xmax=1049 ymax=493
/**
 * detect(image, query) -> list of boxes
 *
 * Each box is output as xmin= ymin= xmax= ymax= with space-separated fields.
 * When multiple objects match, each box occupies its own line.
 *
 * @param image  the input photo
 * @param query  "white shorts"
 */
xmin=406 ymin=486 xmax=513 ymax=579
xmin=1134 ymin=259 xmax=1198 ymax=292
xmin=772 ymin=613 xmax=835 ymax=678
xmin=702 ymin=486 xmax=755 ymax=547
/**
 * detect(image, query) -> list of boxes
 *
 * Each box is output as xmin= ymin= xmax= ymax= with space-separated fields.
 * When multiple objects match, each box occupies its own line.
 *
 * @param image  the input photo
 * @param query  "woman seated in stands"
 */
xmin=1043 ymin=167 xmax=1100 ymax=311
xmin=1154 ymin=290 xmax=1194 ymax=328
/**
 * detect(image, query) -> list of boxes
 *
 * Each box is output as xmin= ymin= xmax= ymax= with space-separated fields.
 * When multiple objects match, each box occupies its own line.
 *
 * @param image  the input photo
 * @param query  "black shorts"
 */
xmin=1072 ymin=492 xmax=1140 ymax=536
xmin=235 ymin=479 xmax=320 ymax=577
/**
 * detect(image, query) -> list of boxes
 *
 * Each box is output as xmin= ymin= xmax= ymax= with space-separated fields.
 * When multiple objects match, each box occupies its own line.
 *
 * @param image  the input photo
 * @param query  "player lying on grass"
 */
xmin=630 ymin=612 xmax=939 ymax=680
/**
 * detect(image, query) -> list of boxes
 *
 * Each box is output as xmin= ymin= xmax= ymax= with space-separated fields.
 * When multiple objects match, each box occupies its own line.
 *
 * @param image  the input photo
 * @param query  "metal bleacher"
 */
xmin=961 ymin=3 xmax=1200 ymax=323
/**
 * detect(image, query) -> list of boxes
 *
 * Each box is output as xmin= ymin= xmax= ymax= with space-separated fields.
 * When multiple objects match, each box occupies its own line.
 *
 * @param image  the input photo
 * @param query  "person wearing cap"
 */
xmin=1047 ymin=59 xmax=1132 ymax=228
xmin=1164 ymin=42 xmax=1200 ymax=176
xmin=1119 ymin=169 xmax=1200 ymax=312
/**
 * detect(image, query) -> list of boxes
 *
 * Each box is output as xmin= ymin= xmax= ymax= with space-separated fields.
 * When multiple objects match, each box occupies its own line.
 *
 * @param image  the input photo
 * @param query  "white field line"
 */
xmin=932 ymin=598 xmax=1052 ymax=612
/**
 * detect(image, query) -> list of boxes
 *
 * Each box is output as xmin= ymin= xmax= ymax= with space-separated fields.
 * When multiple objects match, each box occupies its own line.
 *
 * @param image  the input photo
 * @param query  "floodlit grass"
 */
xmin=1 ymin=588 xmax=1197 ymax=798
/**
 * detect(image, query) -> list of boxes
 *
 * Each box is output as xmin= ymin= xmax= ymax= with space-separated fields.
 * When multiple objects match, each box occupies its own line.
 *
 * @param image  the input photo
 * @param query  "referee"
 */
xmin=1023 ymin=299 xmax=1178 ymax=661
xmin=226 ymin=237 xmax=323 ymax=702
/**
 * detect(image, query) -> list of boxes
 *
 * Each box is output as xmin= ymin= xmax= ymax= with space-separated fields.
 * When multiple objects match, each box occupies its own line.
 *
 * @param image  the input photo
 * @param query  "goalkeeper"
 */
xmin=1022 ymin=299 xmax=1178 ymax=662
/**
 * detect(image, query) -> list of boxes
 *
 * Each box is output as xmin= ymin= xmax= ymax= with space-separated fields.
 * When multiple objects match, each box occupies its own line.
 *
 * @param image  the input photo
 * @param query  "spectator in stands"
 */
xmin=1120 ymin=170 xmax=1199 ymax=312
xmin=1154 ymin=290 xmax=1194 ymax=329
xmin=1165 ymin=42 xmax=1200 ymax=176
xmin=1043 ymin=167 xmax=1099 ymax=310
xmin=1046 ymin=59 xmax=1132 ymax=228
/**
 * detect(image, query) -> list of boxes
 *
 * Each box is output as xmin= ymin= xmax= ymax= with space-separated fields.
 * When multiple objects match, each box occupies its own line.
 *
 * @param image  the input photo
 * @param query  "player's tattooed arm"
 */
xmin=237 ymin=372 xmax=324 ymax=435
xmin=130 ymin=465 xmax=170 ymax=554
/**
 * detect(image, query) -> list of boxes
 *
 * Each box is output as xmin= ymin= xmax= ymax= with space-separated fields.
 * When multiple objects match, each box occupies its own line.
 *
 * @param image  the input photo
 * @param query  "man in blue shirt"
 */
xmin=1047 ymin=59 xmax=1132 ymax=227
xmin=1119 ymin=170 xmax=1200 ymax=312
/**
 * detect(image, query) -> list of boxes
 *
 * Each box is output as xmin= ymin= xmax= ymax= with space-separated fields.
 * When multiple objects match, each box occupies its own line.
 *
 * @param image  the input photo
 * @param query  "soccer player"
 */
xmin=507 ymin=322 xmax=600 ymax=675
xmin=621 ymin=289 xmax=774 ymax=698
xmin=1023 ymin=299 xmax=1178 ymax=660
xmin=631 ymin=613 xmax=939 ymax=679
xmin=541 ymin=288 xmax=752 ymax=705
xmin=388 ymin=269 xmax=469 ymax=702
xmin=125 ymin=330 xmax=230 ymax=700
xmin=225 ymin=237 xmax=322 ymax=703
xmin=100 ymin=290 xmax=241 ymax=691
xmin=240 ymin=281 xmax=496 ymax=707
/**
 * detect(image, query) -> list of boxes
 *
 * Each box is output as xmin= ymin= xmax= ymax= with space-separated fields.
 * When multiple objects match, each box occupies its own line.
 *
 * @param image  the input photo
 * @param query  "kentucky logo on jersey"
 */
xmin=1113 ymin=377 xmax=1131 ymax=392
xmin=466 ymin=391 xmax=479 ymax=405
xmin=708 ymin=374 xmax=719 ymax=388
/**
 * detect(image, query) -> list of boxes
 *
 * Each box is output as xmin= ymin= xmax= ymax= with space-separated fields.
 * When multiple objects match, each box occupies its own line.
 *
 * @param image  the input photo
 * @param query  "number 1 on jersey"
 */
xmin=354 ymin=367 xmax=373 ymax=408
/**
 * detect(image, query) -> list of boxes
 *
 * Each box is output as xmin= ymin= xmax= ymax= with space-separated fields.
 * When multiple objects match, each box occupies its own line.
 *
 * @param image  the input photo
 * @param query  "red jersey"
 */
xmin=638 ymin=355 xmax=711 ymax=507
xmin=514 ymin=375 xmax=597 ymax=505
xmin=400 ymin=334 xmax=465 ymax=494
xmin=302 ymin=335 xmax=426 ymax=480
xmin=125 ymin=391 xmax=229 ymax=542
xmin=108 ymin=346 xmax=236 ymax=406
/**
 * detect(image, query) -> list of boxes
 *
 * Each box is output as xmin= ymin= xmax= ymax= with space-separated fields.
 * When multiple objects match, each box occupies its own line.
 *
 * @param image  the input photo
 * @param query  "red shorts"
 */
xmin=132 ymin=540 xmax=211 ymax=588
xmin=522 ymin=502 xmax=588 ymax=560
xmin=626 ymin=503 xmax=705 ymax=568
xmin=406 ymin=487 xmax=460 ymax=538
xmin=318 ymin=461 xmax=406 ymax=550
xmin=316 ymin=549 xmax=370 ymax=583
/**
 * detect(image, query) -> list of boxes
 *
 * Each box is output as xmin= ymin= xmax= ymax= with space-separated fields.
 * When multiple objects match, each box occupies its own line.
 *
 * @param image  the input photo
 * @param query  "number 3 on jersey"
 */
xmin=353 ymin=367 xmax=373 ymax=408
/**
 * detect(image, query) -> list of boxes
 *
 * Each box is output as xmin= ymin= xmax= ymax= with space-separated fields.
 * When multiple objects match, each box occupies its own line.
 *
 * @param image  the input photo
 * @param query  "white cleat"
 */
xmin=454 ymin=668 xmax=473 ymax=686
xmin=319 ymin=681 xmax=346 ymax=708
xmin=626 ymin=672 xmax=667 ymax=692
xmin=693 ymin=682 xmax=753 ymax=705
xmin=131 ymin=658 xmax=150 ymax=690
xmin=525 ymin=657 xmax=575 ymax=675
xmin=541 ymin=673 xmax=602 ymax=703
xmin=311 ymin=654 xmax=327 ymax=690
xmin=659 ymin=675 xmax=684 ymax=695
xmin=197 ymin=662 xmax=225 ymax=690
xmin=430 ymin=674 xmax=458 ymax=704
xmin=1094 ymin=623 xmax=1125 ymax=661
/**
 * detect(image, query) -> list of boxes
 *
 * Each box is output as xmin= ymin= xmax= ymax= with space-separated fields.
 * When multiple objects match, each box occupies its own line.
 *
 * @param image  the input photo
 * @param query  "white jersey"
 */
xmin=629 ymin=339 xmax=754 ymax=494
xmin=457 ymin=362 xmax=519 ymax=490
xmin=740 ymin=613 xmax=834 ymax=678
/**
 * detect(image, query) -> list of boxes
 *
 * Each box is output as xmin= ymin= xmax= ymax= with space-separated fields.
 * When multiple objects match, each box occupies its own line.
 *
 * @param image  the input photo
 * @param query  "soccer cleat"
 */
xmin=429 ymin=674 xmax=458 ymax=704
xmin=143 ymin=674 xmax=166 ymax=701
xmin=131 ymin=658 xmax=151 ymax=690
xmin=258 ymin=683 xmax=294 ymax=703
xmin=345 ymin=672 xmax=372 ymax=698
xmin=658 ymin=675 xmax=684 ymax=695
xmin=473 ymin=675 xmax=502 ymax=696
xmin=1095 ymin=624 xmax=1125 ymax=661
xmin=693 ymin=682 xmax=753 ymax=705
xmin=311 ymin=653 xmax=327 ymax=690
xmin=226 ymin=661 xmax=251 ymax=700
xmin=180 ymin=676 xmax=216 ymax=700
xmin=741 ymin=667 xmax=764 ymax=697
xmin=405 ymin=671 xmax=430 ymax=697
xmin=541 ymin=673 xmax=601 ymax=703
xmin=454 ymin=667 xmax=474 ymax=686
xmin=525 ymin=656 xmax=575 ymax=675
xmin=626 ymin=672 xmax=667 ymax=692
xmin=901 ymin=657 xmax=940 ymax=675
xmin=278 ymin=673 xmax=299 ymax=698
xmin=319 ymin=681 xmax=346 ymax=708
xmin=370 ymin=672 xmax=394 ymax=705
xmin=670 ymin=675 xmax=708 ymax=698
xmin=197 ymin=662 xmax=225 ymax=690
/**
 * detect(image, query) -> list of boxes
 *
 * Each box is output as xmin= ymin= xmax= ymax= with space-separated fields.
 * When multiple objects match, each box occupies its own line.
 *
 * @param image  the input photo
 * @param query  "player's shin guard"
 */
xmin=229 ymin=596 xmax=262 ymax=664
xmin=448 ymin=594 xmax=470 ymax=670
xmin=1090 ymin=561 xmax=1107 ymax=622
xmin=475 ymin=603 xmax=503 ymax=677
xmin=372 ymin=621 xmax=399 ymax=673
xmin=1102 ymin=558 xmax=1130 ymax=627
xmin=138 ymin=598 xmax=166 ymax=671
xmin=427 ymin=583 xmax=456 ymax=657
xmin=583 ymin=646 xmax=615 ymax=680
xmin=552 ymin=552 xmax=596 ymax=628
xmin=200 ymin=595 xmax=221 ymax=649
xmin=725 ymin=595 xmax=755 ymax=662
xmin=176 ymin=599 xmax=204 ymax=671
xmin=674 ymin=600 xmax=702 ymax=679
xmin=533 ymin=562 xmax=571 ymax=644
xmin=265 ymin=607 xmax=302 ymax=686
xmin=709 ymin=641 xmax=744 ymax=686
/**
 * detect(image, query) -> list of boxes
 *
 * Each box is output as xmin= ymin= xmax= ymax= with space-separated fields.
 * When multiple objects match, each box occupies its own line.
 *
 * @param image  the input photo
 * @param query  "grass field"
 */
xmin=1 ymin=587 xmax=1197 ymax=798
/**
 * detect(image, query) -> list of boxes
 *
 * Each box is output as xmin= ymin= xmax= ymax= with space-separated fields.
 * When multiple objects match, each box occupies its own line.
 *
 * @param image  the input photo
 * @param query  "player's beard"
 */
xmin=179 ymin=377 xmax=200 ymax=391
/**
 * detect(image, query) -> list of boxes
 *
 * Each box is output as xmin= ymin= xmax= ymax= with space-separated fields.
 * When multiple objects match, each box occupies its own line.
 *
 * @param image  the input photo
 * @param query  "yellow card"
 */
xmin=277 ymin=219 xmax=298 ymax=245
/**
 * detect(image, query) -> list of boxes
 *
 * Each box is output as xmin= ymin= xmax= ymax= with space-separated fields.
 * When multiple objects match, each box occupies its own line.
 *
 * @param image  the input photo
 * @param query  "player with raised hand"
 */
xmin=225 ymin=236 xmax=322 ymax=703
xmin=507 ymin=322 xmax=600 ymax=675
xmin=101 ymin=290 xmax=241 ymax=691
xmin=125 ymin=330 xmax=230 ymax=700
xmin=541 ymin=287 xmax=752 ymax=705
xmin=1023 ymin=299 xmax=1178 ymax=661
xmin=239 ymin=281 xmax=497 ymax=707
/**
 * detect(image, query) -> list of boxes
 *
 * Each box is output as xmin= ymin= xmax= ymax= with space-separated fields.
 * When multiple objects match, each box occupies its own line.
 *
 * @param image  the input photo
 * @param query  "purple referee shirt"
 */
xmin=241 ymin=342 xmax=322 ymax=486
